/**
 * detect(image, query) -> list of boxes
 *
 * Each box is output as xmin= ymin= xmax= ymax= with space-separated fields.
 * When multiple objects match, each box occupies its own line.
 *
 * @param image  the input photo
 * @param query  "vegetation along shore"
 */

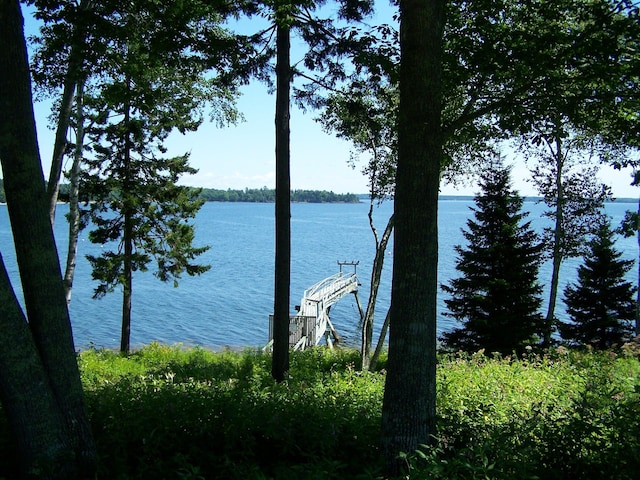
xmin=0 ymin=181 xmax=361 ymax=205
xmin=0 ymin=343 xmax=637 ymax=479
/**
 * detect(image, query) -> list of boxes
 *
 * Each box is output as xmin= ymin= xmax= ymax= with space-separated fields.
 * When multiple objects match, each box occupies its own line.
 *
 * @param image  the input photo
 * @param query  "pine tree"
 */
xmin=441 ymin=160 xmax=544 ymax=355
xmin=560 ymin=220 xmax=637 ymax=349
xmin=79 ymin=1 xmax=238 ymax=354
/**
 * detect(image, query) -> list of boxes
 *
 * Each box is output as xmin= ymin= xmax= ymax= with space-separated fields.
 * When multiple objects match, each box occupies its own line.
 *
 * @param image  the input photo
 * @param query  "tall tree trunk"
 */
xmin=46 ymin=0 xmax=91 ymax=223
xmin=361 ymin=213 xmax=394 ymax=371
xmin=0 ymin=1 xmax=96 ymax=477
xmin=0 ymin=257 xmax=77 ymax=479
xmin=121 ymin=86 xmax=134 ymax=355
xmin=121 ymin=212 xmax=133 ymax=354
xmin=381 ymin=0 xmax=443 ymax=474
xmin=63 ymin=81 xmax=85 ymax=304
xmin=272 ymin=12 xmax=291 ymax=382
xmin=47 ymin=70 xmax=77 ymax=221
xmin=544 ymin=136 xmax=564 ymax=347
xmin=634 ymin=187 xmax=640 ymax=336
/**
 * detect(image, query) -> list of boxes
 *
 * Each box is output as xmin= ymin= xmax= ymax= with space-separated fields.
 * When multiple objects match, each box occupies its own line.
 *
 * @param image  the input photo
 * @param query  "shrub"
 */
xmin=1 ymin=345 xmax=638 ymax=479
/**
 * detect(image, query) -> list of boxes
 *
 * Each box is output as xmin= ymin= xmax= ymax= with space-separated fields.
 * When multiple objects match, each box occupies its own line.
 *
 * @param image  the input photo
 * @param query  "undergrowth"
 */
xmin=0 ymin=343 xmax=639 ymax=479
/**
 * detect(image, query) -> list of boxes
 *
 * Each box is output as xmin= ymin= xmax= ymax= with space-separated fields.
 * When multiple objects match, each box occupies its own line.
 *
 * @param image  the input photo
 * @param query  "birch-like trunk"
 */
xmin=544 ymin=136 xmax=565 ymax=347
xmin=361 ymin=213 xmax=394 ymax=371
xmin=63 ymin=81 xmax=85 ymax=304
xmin=46 ymin=0 xmax=91 ymax=223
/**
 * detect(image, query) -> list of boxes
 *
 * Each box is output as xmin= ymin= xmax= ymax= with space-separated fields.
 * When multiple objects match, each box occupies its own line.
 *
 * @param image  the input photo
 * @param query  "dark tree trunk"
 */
xmin=381 ymin=0 xmax=443 ymax=474
xmin=0 ymin=258 xmax=77 ymax=479
xmin=0 ymin=1 xmax=96 ymax=477
xmin=121 ymin=209 xmax=134 ymax=354
xmin=636 ymin=194 xmax=640 ymax=335
xmin=272 ymin=14 xmax=291 ymax=383
xmin=121 ymin=89 xmax=134 ymax=355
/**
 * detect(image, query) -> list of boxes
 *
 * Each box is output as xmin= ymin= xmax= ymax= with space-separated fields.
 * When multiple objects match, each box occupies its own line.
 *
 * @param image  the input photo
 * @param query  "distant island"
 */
xmin=2 ymin=178 xmax=636 ymax=205
xmin=196 ymin=187 xmax=360 ymax=203
xmin=0 ymin=180 xmax=360 ymax=204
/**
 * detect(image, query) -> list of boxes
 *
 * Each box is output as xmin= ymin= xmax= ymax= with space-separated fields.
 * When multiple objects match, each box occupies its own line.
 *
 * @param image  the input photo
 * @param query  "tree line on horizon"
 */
xmin=0 ymin=181 xmax=360 ymax=204
xmin=197 ymin=187 xmax=360 ymax=203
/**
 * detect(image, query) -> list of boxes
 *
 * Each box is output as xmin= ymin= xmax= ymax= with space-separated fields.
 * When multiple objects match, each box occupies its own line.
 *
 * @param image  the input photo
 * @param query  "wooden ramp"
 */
xmin=268 ymin=262 xmax=361 ymax=350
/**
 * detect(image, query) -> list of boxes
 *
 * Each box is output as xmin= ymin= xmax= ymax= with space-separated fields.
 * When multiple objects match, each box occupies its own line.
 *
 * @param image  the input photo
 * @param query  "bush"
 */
xmin=0 ymin=345 xmax=638 ymax=479
xmin=81 ymin=344 xmax=385 ymax=479
xmin=415 ymin=349 xmax=640 ymax=479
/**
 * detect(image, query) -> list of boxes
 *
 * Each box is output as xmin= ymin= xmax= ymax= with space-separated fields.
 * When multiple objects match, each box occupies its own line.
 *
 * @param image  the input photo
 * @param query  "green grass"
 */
xmin=1 ymin=343 xmax=639 ymax=479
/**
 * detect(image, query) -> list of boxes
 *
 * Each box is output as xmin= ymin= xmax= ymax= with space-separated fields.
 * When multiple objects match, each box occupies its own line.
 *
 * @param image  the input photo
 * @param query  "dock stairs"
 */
xmin=268 ymin=261 xmax=362 ymax=350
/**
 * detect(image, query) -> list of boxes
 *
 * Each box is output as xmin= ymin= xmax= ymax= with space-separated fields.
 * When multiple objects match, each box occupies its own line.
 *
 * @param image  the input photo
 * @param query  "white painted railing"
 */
xmin=268 ymin=271 xmax=359 ymax=350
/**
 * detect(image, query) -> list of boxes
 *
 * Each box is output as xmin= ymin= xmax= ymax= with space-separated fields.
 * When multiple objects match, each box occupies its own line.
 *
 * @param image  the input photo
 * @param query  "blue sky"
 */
xmin=23 ymin=2 xmax=639 ymax=198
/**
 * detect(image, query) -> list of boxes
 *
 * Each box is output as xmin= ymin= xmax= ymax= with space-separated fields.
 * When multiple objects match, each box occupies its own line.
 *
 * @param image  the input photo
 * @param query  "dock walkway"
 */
xmin=268 ymin=264 xmax=361 ymax=350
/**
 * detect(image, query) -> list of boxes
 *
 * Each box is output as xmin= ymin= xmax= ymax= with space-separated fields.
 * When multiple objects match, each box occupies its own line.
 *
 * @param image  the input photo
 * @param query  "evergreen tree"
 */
xmin=441 ymin=160 xmax=544 ymax=355
xmin=560 ymin=220 xmax=637 ymax=349
xmin=79 ymin=1 xmax=237 ymax=354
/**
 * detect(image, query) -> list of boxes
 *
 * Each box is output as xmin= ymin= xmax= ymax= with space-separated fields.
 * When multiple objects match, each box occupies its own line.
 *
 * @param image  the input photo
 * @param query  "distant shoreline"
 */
xmin=1 ymin=195 xmax=638 ymax=205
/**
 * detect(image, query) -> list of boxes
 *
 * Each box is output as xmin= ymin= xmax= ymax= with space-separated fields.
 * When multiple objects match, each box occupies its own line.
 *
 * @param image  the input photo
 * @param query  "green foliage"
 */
xmin=1 ymin=345 xmax=639 ymax=478
xmin=442 ymin=159 xmax=545 ymax=354
xmin=74 ymin=1 xmax=232 ymax=307
xmin=410 ymin=349 xmax=640 ymax=480
xmin=318 ymin=84 xmax=398 ymax=201
xmin=0 ymin=179 xmax=4 ymax=203
xmin=560 ymin=220 xmax=637 ymax=348
xmin=525 ymin=134 xmax=612 ymax=262
xmin=78 ymin=344 xmax=384 ymax=479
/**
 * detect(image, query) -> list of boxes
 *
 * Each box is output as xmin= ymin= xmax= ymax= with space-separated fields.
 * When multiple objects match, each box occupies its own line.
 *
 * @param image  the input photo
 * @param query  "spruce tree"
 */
xmin=78 ymin=1 xmax=238 ymax=354
xmin=441 ymin=160 xmax=544 ymax=355
xmin=560 ymin=220 xmax=637 ymax=349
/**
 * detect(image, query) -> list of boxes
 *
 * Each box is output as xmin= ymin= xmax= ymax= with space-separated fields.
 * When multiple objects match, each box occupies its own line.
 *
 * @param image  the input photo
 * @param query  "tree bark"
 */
xmin=544 ymin=136 xmax=564 ymax=347
xmin=370 ymin=309 xmax=390 ymax=371
xmin=121 ymin=84 xmax=134 ymax=355
xmin=361 ymin=213 xmax=394 ymax=371
xmin=63 ymin=81 xmax=85 ymax=304
xmin=636 ymin=193 xmax=640 ymax=335
xmin=380 ymin=0 xmax=443 ymax=474
xmin=0 ymin=257 xmax=77 ymax=479
xmin=121 ymin=209 xmax=134 ymax=354
xmin=46 ymin=0 xmax=91 ymax=223
xmin=272 ymin=12 xmax=291 ymax=382
xmin=47 ymin=70 xmax=77 ymax=221
xmin=0 ymin=1 xmax=96 ymax=477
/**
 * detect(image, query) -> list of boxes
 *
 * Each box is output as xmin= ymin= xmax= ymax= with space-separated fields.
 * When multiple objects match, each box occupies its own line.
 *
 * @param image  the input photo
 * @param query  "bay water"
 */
xmin=0 ymin=198 xmax=637 ymax=350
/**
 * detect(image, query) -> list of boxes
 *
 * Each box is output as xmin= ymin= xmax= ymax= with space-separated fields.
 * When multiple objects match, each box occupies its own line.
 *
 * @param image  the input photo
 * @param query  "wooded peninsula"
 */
xmin=195 ymin=187 xmax=360 ymax=203
xmin=0 ymin=180 xmax=360 ymax=204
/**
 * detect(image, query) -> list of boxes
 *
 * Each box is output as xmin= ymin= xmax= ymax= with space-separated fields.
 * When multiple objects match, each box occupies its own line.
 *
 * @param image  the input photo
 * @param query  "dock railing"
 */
xmin=267 ymin=268 xmax=360 ymax=350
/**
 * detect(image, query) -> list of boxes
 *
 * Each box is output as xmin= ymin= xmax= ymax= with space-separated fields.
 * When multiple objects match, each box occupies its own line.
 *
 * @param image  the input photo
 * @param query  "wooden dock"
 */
xmin=268 ymin=262 xmax=362 ymax=350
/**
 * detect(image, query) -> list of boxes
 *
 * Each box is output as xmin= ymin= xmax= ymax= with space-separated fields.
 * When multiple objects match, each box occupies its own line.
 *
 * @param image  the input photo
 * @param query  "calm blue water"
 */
xmin=0 ymin=199 xmax=637 ymax=350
